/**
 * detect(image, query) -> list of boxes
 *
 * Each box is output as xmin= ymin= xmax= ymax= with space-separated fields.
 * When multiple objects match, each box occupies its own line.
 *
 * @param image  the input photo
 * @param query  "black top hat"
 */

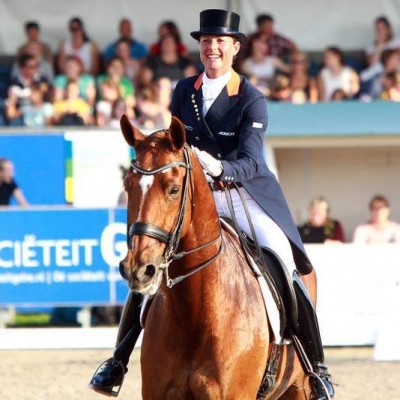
xmin=190 ymin=9 xmax=246 ymax=43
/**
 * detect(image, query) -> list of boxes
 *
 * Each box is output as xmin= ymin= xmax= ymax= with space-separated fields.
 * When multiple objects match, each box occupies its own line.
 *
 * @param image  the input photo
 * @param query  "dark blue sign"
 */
xmin=0 ymin=208 xmax=129 ymax=306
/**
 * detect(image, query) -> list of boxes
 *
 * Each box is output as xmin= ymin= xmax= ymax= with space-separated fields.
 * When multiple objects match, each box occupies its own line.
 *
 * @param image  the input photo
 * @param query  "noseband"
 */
xmin=128 ymin=144 xmax=222 ymax=288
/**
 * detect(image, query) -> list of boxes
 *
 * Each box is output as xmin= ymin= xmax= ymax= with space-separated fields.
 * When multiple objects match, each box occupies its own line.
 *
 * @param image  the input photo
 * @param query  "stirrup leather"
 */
xmin=257 ymin=341 xmax=284 ymax=399
xmin=291 ymin=336 xmax=334 ymax=400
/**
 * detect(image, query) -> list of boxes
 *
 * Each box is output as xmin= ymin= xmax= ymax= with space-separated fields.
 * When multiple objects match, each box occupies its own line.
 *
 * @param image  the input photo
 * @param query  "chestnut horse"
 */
xmin=120 ymin=114 xmax=315 ymax=399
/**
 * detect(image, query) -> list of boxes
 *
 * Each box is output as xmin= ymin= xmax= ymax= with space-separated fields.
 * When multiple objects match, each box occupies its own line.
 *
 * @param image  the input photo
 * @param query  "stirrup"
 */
xmin=309 ymin=371 xmax=335 ymax=400
xmin=309 ymin=362 xmax=335 ymax=400
xmin=89 ymin=358 xmax=126 ymax=397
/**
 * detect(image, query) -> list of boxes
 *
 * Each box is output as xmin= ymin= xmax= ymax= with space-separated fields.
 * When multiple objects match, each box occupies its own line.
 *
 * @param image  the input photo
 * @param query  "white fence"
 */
xmin=1 ymin=244 xmax=399 ymax=357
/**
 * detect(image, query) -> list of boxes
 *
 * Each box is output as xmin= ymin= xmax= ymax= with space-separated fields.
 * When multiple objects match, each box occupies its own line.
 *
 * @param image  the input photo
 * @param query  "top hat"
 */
xmin=190 ymin=9 xmax=246 ymax=43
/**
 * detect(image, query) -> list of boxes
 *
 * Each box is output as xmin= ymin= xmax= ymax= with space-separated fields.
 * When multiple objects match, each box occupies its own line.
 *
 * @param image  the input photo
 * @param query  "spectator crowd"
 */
xmin=297 ymin=194 xmax=400 ymax=244
xmin=0 ymin=13 xmax=399 ymax=128
xmin=2 ymin=12 xmax=400 ymax=327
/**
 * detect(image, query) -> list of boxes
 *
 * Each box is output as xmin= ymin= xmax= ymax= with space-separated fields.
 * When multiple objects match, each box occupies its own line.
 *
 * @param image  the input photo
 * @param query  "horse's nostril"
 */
xmin=145 ymin=264 xmax=156 ymax=278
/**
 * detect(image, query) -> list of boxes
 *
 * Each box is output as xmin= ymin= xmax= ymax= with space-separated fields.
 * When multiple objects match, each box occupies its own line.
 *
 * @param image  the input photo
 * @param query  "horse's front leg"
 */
xmin=189 ymin=358 xmax=263 ymax=400
xmin=163 ymin=386 xmax=195 ymax=400
xmin=142 ymin=372 xmax=193 ymax=400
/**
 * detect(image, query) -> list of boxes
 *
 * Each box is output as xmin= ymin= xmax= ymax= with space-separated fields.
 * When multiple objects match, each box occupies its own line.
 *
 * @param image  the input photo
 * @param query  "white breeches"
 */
xmin=213 ymin=187 xmax=297 ymax=275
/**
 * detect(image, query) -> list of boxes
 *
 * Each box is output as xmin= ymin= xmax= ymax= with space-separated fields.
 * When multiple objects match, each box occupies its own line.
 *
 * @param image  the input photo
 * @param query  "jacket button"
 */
xmin=195 ymin=136 xmax=200 ymax=140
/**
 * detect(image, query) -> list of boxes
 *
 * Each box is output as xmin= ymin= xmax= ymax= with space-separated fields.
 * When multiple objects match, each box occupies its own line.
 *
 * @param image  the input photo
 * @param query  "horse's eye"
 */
xmin=169 ymin=185 xmax=180 ymax=197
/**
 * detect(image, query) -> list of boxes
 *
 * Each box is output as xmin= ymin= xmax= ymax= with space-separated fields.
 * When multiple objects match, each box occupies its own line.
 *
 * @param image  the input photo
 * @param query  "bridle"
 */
xmin=128 ymin=143 xmax=222 ymax=288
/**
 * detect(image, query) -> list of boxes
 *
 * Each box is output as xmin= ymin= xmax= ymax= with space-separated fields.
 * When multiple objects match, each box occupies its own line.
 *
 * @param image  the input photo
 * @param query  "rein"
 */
xmin=128 ymin=144 xmax=222 ymax=288
xmin=224 ymin=183 xmax=282 ymax=309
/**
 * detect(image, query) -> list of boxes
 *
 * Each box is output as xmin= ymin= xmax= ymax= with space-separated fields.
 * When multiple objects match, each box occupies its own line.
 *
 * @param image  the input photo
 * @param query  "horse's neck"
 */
xmin=161 ymin=233 xmax=255 ymax=335
xmin=161 ymin=171 xmax=223 ymax=326
xmin=188 ymin=167 xmax=221 ymax=247
xmin=160 ymin=168 xmax=259 ymax=329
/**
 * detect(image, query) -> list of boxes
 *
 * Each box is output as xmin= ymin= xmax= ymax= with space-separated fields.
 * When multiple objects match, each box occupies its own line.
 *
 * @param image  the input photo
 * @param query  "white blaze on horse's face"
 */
xmin=139 ymin=175 xmax=154 ymax=197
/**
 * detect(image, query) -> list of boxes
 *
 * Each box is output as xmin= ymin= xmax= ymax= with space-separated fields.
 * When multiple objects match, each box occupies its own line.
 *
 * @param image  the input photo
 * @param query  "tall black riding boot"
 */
xmin=293 ymin=271 xmax=335 ymax=400
xmin=89 ymin=291 xmax=143 ymax=397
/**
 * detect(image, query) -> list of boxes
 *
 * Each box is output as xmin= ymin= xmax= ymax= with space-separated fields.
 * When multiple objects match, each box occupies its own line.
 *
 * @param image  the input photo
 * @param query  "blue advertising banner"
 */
xmin=0 ymin=134 xmax=66 ymax=205
xmin=0 ymin=208 xmax=129 ymax=306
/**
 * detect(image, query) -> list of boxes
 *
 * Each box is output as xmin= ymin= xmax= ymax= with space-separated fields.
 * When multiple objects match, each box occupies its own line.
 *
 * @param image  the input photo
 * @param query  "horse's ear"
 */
xmin=168 ymin=116 xmax=186 ymax=151
xmin=120 ymin=114 xmax=145 ymax=148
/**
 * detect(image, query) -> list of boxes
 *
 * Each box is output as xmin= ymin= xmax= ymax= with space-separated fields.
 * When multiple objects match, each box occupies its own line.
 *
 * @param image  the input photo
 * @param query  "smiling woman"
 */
xmin=199 ymin=35 xmax=240 ymax=78
xmin=193 ymin=9 xmax=244 ymax=80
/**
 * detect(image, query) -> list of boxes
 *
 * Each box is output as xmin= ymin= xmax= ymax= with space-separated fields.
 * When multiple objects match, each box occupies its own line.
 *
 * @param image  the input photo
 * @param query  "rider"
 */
xmin=89 ymin=9 xmax=335 ymax=400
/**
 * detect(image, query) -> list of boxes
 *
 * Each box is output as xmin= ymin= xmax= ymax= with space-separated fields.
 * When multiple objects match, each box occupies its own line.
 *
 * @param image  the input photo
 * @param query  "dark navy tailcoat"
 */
xmin=171 ymin=70 xmax=312 ymax=274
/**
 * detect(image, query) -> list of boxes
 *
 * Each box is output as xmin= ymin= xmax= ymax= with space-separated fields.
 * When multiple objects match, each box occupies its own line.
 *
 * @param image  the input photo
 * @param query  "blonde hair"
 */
xmin=0 ymin=158 xmax=10 ymax=171
xmin=309 ymin=196 xmax=330 ymax=213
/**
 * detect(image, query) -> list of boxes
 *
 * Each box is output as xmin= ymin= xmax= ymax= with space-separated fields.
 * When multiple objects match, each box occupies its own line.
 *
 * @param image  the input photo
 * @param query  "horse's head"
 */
xmin=120 ymin=115 xmax=196 ymax=295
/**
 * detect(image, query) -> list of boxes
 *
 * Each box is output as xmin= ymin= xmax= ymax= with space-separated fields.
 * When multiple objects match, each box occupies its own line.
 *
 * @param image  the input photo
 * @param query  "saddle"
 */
xmin=220 ymin=218 xmax=298 ymax=337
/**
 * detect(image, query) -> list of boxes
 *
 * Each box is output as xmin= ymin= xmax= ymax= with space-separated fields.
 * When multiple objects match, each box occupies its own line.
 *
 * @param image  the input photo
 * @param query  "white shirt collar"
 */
xmin=202 ymin=69 xmax=232 ymax=88
xmin=201 ymin=70 xmax=232 ymax=115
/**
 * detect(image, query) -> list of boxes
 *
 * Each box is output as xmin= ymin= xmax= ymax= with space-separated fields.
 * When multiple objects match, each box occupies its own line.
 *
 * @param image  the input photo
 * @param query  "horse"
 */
xmin=120 ymin=114 xmax=316 ymax=399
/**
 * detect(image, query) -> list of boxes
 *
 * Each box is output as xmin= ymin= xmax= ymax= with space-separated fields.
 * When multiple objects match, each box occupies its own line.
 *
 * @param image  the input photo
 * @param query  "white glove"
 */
xmin=192 ymin=146 xmax=223 ymax=177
